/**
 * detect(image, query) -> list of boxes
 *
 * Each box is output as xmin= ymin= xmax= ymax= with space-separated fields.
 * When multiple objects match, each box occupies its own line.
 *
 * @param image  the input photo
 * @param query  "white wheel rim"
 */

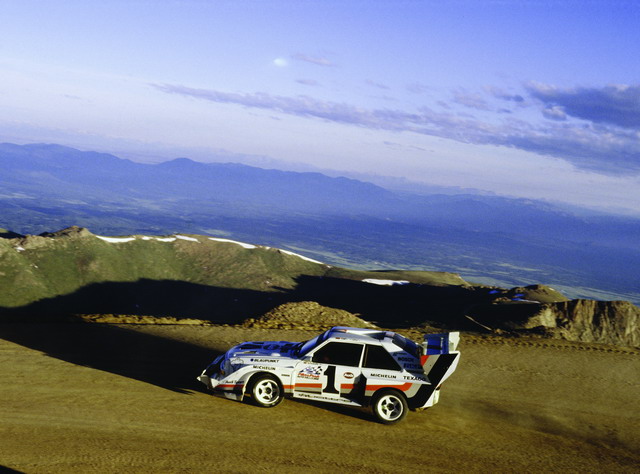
xmin=255 ymin=379 xmax=280 ymax=404
xmin=377 ymin=394 xmax=403 ymax=421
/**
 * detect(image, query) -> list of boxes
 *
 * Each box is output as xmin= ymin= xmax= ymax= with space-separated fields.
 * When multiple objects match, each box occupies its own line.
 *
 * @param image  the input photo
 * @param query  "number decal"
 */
xmin=323 ymin=366 xmax=339 ymax=394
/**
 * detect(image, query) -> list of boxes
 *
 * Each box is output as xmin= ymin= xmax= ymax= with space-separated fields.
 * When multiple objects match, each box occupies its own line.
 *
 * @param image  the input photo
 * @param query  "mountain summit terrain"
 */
xmin=2 ymin=226 xmax=637 ymax=347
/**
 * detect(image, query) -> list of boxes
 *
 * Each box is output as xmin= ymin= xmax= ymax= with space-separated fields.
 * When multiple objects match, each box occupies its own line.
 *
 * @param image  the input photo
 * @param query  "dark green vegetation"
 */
xmin=0 ymin=227 xmax=565 ymax=329
xmin=2 ymin=142 xmax=640 ymax=304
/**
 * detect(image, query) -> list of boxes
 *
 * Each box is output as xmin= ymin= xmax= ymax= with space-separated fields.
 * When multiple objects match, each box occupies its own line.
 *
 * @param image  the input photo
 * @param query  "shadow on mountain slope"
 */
xmin=0 ymin=281 xmax=281 ymax=392
xmin=282 ymin=275 xmax=490 ymax=329
xmin=0 ymin=276 xmax=496 ymax=393
xmin=0 ymin=276 xmax=559 ymax=394
xmin=0 ymin=276 xmax=493 ymax=328
xmin=0 ymin=321 xmax=219 ymax=393
xmin=0 ymin=279 xmax=288 ymax=324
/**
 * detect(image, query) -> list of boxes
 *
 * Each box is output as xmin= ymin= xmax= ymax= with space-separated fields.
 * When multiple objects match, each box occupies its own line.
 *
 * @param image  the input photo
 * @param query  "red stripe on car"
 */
xmin=366 ymin=382 xmax=413 ymax=392
xmin=295 ymin=383 xmax=323 ymax=388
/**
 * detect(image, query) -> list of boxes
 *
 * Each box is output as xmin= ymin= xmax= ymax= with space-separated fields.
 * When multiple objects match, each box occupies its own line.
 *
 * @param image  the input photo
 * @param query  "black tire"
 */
xmin=249 ymin=374 xmax=284 ymax=408
xmin=371 ymin=389 xmax=408 ymax=424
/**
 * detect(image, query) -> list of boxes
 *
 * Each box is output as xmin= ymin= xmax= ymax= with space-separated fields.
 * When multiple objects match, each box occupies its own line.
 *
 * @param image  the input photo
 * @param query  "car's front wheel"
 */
xmin=250 ymin=374 xmax=284 ymax=408
xmin=371 ymin=389 xmax=408 ymax=424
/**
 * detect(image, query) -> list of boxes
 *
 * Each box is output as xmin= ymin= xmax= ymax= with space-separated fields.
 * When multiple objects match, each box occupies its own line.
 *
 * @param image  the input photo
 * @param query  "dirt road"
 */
xmin=1 ymin=323 xmax=638 ymax=472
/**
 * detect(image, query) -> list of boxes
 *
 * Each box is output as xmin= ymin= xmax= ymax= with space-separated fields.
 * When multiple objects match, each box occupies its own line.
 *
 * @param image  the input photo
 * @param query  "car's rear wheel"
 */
xmin=371 ymin=389 xmax=408 ymax=424
xmin=250 ymin=374 xmax=284 ymax=408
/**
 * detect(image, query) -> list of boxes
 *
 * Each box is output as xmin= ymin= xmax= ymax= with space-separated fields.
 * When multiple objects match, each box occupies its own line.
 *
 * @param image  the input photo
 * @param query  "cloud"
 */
xmin=272 ymin=58 xmax=288 ymax=67
xmin=526 ymin=83 xmax=640 ymax=129
xmin=296 ymin=79 xmax=320 ymax=86
xmin=152 ymin=82 xmax=640 ymax=175
xmin=406 ymin=83 xmax=430 ymax=94
xmin=485 ymin=86 xmax=525 ymax=103
xmin=542 ymin=105 xmax=567 ymax=121
xmin=291 ymin=53 xmax=333 ymax=67
xmin=500 ymin=126 xmax=639 ymax=174
xmin=452 ymin=89 xmax=491 ymax=111
xmin=152 ymin=83 xmax=373 ymax=125
xmin=365 ymin=79 xmax=390 ymax=90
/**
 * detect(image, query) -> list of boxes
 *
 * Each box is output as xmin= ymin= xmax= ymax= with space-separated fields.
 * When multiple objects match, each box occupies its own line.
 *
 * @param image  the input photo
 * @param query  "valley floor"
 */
xmin=0 ymin=323 xmax=638 ymax=472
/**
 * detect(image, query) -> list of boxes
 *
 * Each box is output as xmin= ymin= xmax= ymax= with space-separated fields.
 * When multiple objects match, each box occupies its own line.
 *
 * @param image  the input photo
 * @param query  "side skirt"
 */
xmin=292 ymin=392 xmax=364 ymax=406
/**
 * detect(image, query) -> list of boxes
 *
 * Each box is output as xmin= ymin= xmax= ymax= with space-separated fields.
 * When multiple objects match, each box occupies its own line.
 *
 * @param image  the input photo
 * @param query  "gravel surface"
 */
xmin=0 ymin=323 xmax=638 ymax=472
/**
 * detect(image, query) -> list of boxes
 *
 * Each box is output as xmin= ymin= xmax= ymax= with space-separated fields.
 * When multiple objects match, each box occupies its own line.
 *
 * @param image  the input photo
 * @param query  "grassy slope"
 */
xmin=0 ymin=231 xmax=332 ymax=307
xmin=1 ymin=228 xmax=485 ymax=326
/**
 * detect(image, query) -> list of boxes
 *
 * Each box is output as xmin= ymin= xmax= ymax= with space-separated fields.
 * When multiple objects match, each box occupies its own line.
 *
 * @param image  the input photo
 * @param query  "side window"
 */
xmin=312 ymin=342 xmax=363 ymax=367
xmin=363 ymin=344 xmax=402 ymax=371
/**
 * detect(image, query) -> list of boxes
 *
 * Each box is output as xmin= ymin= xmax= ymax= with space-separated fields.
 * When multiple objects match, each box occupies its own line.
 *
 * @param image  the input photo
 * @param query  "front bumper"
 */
xmin=197 ymin=372 xmax=220 ymax=390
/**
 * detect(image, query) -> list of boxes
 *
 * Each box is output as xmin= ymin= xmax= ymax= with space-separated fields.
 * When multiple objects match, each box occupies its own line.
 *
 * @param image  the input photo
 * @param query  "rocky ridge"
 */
xmin=242 ymin=301 xmax=379 ymax=330
xmin=526 ymin=299 xmax=640 ymax=346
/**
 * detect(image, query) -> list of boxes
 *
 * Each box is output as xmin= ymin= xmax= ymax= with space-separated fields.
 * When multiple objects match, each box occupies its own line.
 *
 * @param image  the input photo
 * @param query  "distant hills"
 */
xmin=1 ymin=142 xmax=640 ymax=304
xmin=2 ymin=227 xmax=637 ymax=347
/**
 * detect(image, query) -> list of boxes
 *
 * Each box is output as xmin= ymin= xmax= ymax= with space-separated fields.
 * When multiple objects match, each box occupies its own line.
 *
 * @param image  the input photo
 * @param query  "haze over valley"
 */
xmin=2 ymin=142 xmax=639 ymax=305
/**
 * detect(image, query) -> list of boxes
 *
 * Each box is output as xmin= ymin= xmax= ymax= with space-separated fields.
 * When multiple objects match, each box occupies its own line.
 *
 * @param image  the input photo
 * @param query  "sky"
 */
xmin=1 ymin=0 xmax=640 ymax=215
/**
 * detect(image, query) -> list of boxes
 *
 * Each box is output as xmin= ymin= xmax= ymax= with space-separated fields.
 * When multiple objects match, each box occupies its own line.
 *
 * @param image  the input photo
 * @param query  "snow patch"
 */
xmin=155 ymin=237 xmax=176 ymax=242
xmin=362 ymin=279 xmax=411 ymax=286
xmin=16 ymin=246 xmax=26 ymax=252
xmin=208 ymin=237 xmax=257 ymax=249
xmin=279 ymin=249 xmax=324 ymax=264
xmin=96 ymin=236 xmax=136 ymax=243
xmin=175 ymin=235 xmax=199 ymax=242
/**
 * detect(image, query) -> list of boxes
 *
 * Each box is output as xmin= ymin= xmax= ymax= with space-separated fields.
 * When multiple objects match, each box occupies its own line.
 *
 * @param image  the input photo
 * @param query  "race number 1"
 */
xmin=322 ymin=366 xmax=339 ymax=394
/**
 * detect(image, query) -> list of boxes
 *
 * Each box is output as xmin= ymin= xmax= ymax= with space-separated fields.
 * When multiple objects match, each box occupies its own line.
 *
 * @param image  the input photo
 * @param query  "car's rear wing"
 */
xmin=422 ymin=332 xmax=460 ymax=355
xmin=418 ymin=332 xmax=460 ymax=407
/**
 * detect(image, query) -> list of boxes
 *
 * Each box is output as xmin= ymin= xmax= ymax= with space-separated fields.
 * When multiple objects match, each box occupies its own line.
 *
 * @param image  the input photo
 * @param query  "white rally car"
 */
xmin=197 ymin=326 xmax=460 ymax=423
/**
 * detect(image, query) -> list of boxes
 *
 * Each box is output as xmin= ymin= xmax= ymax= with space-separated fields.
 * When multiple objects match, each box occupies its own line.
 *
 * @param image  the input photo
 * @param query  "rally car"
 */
xmin=197 ymin=326 xmax=460 ymax=424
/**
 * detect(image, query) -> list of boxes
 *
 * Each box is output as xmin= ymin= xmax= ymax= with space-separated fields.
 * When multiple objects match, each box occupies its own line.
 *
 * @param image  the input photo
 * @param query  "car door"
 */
xmin=360 ymin=343 xmax=407 ymax=395
xmin=292 ymin=341 xmax=364 ymax=403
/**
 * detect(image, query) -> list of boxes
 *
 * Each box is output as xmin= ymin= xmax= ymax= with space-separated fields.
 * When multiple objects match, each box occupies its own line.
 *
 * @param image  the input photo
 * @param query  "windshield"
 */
xmin=297 ymin=329 xmax=331 ymax=357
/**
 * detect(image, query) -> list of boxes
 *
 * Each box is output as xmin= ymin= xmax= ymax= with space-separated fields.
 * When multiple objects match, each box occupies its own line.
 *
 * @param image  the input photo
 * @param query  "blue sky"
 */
xmin=1 ymin=0 xmax=640 ymax=214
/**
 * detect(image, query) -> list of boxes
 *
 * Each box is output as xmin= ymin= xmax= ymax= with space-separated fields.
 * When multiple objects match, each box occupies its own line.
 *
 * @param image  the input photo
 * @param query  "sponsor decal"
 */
xmin=298 ymin=373 xmax=319 ymax=380
xmin=370 ymin=373 xmax=397 ymax=379
xmin=397 ymin=356 xmax=415 ymax=362
xmin=404 ymin=375 xmax=427 ymax=381
xmin=344 ymin=372 xmax=355 ymax=379
xmin=297 ymin=393 xmax=339 ymax=402
xmin=250 ymin=358 xmax=279 ymax=363
xmin=404 ymin=363 xmax=422 ymax=369
xmin=252 ymin=365 xmax=275 ymax=371
xmin=298 ymin=366 xmax=322 ymax=379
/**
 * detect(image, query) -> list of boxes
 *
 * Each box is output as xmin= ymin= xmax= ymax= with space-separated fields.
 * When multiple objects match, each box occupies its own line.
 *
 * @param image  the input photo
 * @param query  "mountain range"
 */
xmin=1 ymin=142 xmax=639 ymax=304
